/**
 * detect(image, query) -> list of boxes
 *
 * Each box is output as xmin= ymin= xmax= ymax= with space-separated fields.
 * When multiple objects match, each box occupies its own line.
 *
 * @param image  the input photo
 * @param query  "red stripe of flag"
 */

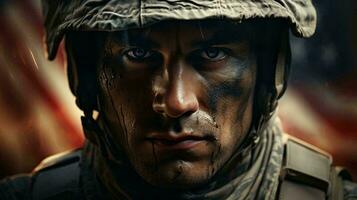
xmin=12 ymin=0 xmax=66 ymax=67
xmin=0 ymin=14 xmax=83 ymax=151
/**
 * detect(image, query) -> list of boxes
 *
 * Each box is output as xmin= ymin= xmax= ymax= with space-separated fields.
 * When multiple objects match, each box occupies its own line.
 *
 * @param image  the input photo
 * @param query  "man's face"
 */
xmin=97 ymin=20 xmax=257 ymax=188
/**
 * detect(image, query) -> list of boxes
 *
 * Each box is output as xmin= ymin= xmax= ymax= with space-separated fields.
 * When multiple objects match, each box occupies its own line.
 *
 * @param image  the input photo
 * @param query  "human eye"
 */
xmin=110 ymin=47 xmax=162 ymax=72
xmin=124 ymin=47 xmax=155 ymax=61
xmin=189 ymin=47 xmax=230 ymax=71
xmin=199 ymin=47 xmax=228 ymax=61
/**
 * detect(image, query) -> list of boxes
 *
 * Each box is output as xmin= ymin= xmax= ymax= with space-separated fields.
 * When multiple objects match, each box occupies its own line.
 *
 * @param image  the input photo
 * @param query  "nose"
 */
xmin=153 ymin=62 xmax=199 ymax=118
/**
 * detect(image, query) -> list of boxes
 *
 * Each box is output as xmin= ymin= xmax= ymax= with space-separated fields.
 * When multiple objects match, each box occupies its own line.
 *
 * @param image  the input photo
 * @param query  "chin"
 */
xmin=138 ymin=159 xmax=217 ymax=189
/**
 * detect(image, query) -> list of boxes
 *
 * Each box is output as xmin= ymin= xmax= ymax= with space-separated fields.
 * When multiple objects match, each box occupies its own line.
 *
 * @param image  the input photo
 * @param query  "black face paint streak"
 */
xmin=208 ymin=81 xmax=243 ymax=112
xmin=210 ymin=144 xmax=222 ymax=165
xmin=172 ymin=160 xmax=184 ymax=181
xmin=214 ymin=120 xmax=219 ymax=129
xmin=207 ymin=55 xmax=253 ymax=111
xmin=102 ymin=65 xmax=129 ymax=151
xmin=108 ymin=68 xmax=116 ymax=89
xmin=205 ymin=163 xmax=213 ymax=181
xmin=207 ymin=141 xmax=221 ymax=178
xmin=210 ymin=150 xmax=215 ymax=165
xmin=236 ymin=91 xmax=250 ymax=125
xmin=235 ymin=78 xmax=253 ymax=148
xmin=210 ymin=167 xmax=216 ymax=177
xmin=119 ymin=106 xmax=130 ymax=151
xmin=233 ymin=87 xmax=252 ymax=155
xmin=236 ymin=76 xmax=252 ymax=118
xmin=151 ymin=142 xmax=159 ymax=172
xmin=212 ymin=116 xmax=218 ymax=129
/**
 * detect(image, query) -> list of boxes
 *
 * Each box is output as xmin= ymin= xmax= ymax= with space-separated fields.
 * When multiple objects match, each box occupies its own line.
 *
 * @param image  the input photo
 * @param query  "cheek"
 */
xmin=97 ymin=67 xmax=132 ymax=148
xmin=215 ymin=95 xmax=254 ymax=152
xmin=97 ymin=66 xmax=154 ymax=149
xmin=207 ymin=71 xmax=255 ymax=153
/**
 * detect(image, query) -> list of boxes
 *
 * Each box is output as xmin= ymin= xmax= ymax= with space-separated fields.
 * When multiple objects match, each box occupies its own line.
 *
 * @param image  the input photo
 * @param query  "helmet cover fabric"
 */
xmin=42 ymin=0 xmax=317 ymax=60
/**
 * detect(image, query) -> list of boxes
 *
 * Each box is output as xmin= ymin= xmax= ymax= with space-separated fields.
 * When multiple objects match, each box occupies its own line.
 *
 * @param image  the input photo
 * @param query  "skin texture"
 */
xmin=97 ymin=20 xmax=257 ymax=189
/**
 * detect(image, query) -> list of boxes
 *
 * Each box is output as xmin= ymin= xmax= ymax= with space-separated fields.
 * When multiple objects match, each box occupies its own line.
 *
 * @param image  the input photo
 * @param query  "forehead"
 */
xmin=108 ymin=20 xmax=251 ymax=48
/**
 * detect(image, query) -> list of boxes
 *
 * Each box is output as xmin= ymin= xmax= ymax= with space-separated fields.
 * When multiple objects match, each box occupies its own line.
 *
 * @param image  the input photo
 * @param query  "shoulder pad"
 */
xmin=33 ymin=148 xmax=82 ymax=172
xmin=278 ymin=136 xmax=332 ymax=200
xmin=281 ymin=137 xmax=332 ymax=191
xmin=0 ymin=174 xmax=32 ymax=200
xmin=32 ymin=149 xmax=82 ymax=200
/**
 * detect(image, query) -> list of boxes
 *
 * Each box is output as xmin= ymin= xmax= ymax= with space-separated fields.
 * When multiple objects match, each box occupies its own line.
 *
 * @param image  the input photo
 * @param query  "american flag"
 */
xmin=280 ymin=0 xmax=357 ymax=178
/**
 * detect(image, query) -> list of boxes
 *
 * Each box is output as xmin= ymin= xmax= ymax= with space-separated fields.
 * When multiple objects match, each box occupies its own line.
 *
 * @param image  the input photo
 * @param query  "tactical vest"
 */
xmin=0 ymin=138 xmax=351 ymax=200
xmin=278 ymin=137 xmax=350 ymax=200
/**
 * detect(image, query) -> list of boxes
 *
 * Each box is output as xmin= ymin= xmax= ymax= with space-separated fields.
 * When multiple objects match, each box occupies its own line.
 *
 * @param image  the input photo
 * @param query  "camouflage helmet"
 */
xmin=42 ymin=0 xmax=317 ymax=60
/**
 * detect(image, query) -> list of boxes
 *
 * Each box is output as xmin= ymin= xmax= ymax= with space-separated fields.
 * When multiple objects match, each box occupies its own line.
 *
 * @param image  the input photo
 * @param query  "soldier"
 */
xmin=1 ymin=0 xmax=356 ymax=199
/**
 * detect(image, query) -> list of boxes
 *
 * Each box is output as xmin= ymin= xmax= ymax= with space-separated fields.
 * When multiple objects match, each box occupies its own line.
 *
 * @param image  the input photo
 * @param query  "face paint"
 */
xmin=97 ymin=20 xmax=257 ymax=189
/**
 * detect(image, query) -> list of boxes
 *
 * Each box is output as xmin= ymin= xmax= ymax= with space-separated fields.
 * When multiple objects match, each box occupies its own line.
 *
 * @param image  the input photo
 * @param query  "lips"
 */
xmin=147 ymin=133 xmax=216 ymax=151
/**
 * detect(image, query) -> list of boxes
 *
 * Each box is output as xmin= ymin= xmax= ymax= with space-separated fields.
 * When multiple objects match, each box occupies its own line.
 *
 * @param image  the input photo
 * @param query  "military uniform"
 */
xmin=1 ymin=0 xmax=357 ymax=199
xmin=1 ymin=121 xmax=357 ymax=199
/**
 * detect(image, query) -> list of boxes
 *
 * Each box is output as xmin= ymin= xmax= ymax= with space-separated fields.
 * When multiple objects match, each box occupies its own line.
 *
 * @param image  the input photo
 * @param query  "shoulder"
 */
xmin=32 ymin=148 xmax=83 ymax=200
xmin=278 ymin=135 xmax=332 ymax=199
xmin=0 ymin=174 xmax=32 ymax=200
xmin=0 ymin=148 xmax=83 ymax=200
xmin=343 ymin=180 xmax=357 ymax=200
xmin=33 ymin=148 xmax=82 ymax=173
xmin=280 ymin=134 xmax=357 ymax=200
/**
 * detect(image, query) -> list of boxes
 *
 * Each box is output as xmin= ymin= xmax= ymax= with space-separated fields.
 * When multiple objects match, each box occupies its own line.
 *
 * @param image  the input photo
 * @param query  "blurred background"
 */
xmin=0 ymin=0 xmax=356 ymax=180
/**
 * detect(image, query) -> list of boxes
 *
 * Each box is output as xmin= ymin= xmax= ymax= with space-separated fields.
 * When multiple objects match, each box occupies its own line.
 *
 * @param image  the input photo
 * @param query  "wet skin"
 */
xmin=97 ymin=20 xmax=257 ymax=189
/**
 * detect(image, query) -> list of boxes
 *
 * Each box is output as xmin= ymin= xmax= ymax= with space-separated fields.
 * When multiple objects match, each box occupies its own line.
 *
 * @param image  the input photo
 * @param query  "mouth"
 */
xmin=146 ymin=134 xmax=216 ymax=151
